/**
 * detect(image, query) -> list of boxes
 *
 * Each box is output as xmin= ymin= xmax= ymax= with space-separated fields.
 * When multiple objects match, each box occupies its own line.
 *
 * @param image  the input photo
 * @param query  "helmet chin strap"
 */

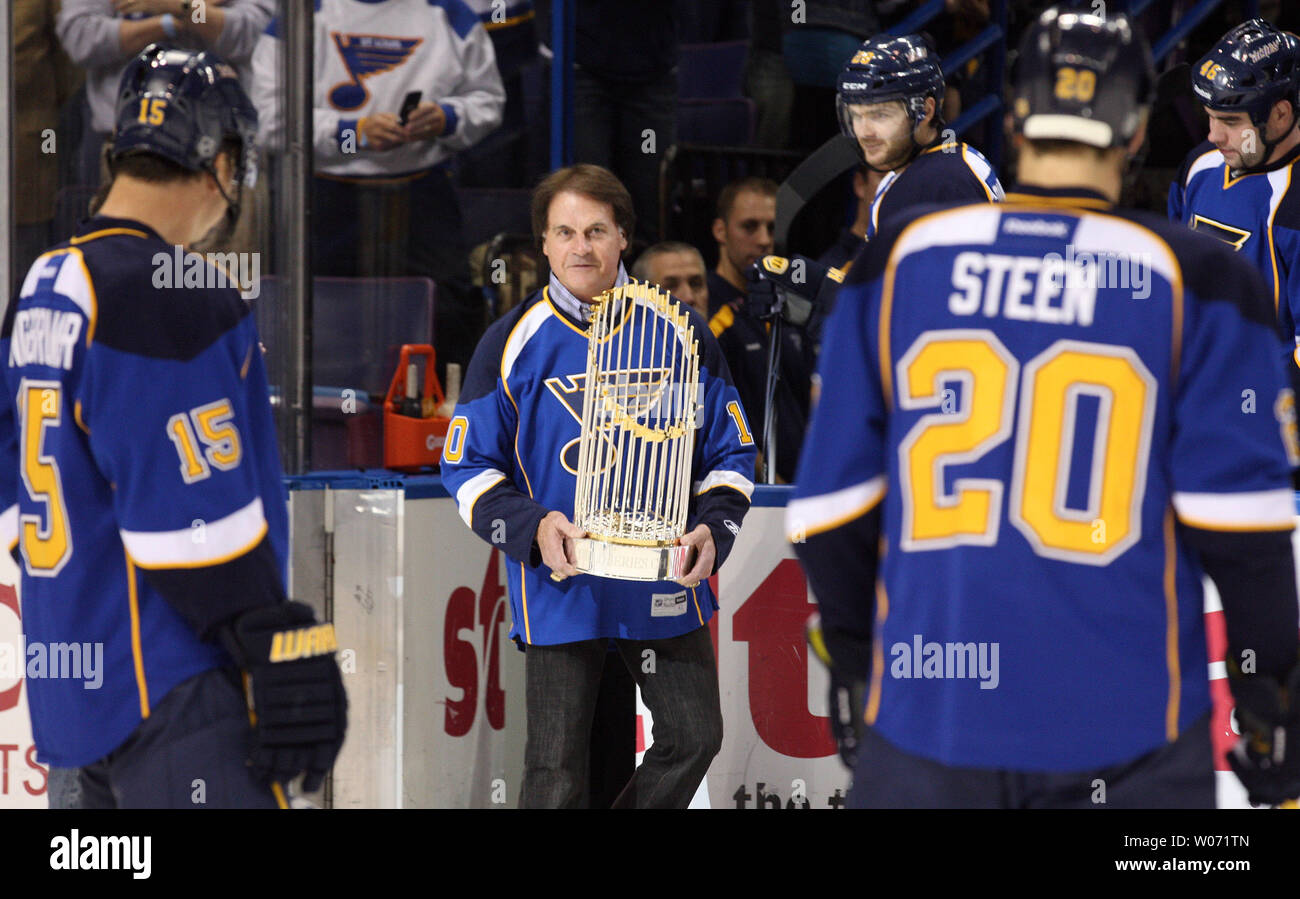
xmin=1240 ymin=107 xmax=1297 ymax=173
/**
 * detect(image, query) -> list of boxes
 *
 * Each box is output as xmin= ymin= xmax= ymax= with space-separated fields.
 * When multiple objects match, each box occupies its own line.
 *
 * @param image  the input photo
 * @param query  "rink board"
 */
xmin=0 ymin=473 xmax=1291 ymax=808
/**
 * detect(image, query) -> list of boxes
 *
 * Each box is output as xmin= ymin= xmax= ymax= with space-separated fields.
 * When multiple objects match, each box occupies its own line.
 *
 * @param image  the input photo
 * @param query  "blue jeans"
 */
xmin=520 ymin=626 xmax=722 ymax=809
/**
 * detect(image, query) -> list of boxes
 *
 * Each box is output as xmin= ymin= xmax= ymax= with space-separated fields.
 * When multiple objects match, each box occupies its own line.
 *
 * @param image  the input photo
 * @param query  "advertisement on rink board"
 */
xmin=0 ymin=552 xmax=50 ymax=808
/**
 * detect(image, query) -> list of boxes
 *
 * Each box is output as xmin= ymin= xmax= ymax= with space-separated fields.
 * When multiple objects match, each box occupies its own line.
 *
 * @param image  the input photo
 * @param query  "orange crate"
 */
xmin=383 ymin=344 xmax=450 ymax=470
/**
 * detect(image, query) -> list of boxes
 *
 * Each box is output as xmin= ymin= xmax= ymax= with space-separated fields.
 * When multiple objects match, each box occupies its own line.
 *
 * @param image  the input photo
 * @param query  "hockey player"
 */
xmin=789 ymin=7 xmax=1300 ymax=808
xmin=1170 ymin=20 xmax=1300 ymax=378
xmin=441 ymin=164 xmax=756 ymax=808
xmin=842 ymin=32 xmax=1004 ymax=242
xmin=0 ymin=47 xmax=346 ymax=808
xmin=743 ymin=33 xmax=1005 ymax=402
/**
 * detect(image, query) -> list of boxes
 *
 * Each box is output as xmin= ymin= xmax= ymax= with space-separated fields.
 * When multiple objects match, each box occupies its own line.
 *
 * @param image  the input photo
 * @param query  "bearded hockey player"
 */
xmin=1170 ymin=19 xmax=1300 ymax=402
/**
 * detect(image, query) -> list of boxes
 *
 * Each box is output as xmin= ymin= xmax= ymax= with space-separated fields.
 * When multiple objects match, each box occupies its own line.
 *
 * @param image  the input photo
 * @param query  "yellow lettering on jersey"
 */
xmin=194 ymin=399 xmax=241 ymax=470
xmin=898 ymin=334 xmax=1015 ymax=547
xmin=898 ymin=333 xmax=1156 ymax=565
xmin=19 ymin=380 xmax=73 ymax=576
xmin=167 ymin=413 xmax=211 ymax=483
xmin=1276 ymin=389 xmax=1300 ymax=468
xmin=727 ymin=401 xmax=754 ymax=446
xmin=1015 ymin=348 xmax=1151 ymax=559
xmin=443 ymin=415 xmax=469 ymax=463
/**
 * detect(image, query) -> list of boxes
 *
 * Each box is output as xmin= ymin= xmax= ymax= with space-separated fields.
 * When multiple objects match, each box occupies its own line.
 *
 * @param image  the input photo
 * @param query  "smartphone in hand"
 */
xmin=399 ymin=91 xmax=422 ymax=126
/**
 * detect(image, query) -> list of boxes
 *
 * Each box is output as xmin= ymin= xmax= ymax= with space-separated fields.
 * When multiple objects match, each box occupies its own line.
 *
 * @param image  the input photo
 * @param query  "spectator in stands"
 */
xmin=572 ymin=0 xmax=678 ymax=245
xmin=707 ymin=176 xmax=814 ymax=483
xmin=631 ymin=241 xmax=710 ymax=318
xmin=57 ymin=0 xmax=273 ymax=188
xmin=15 ymin=0 xmax=83 ymax=290
xmin=250 ymin=0 xmax=505 ymax=372
xmin=457 ymin=0 xmax=540 ymax=187
xmin=708 ymin=176 xmax=776 ymax=314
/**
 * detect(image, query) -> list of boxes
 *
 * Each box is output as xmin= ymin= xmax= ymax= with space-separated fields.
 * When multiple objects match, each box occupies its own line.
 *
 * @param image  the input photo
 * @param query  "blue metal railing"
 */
xmin=888 ymin=0 xmax=1008 ymax=170
xmin=550 ymin=0 xmax=574 ymax=169
xmin=1125 ymin=0 xmax=1260 ymax=64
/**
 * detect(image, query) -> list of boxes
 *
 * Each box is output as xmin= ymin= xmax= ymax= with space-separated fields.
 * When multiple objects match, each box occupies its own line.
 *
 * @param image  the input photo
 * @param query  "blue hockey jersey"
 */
xmin=867 ymin=140 xmax=1005 ymax=241
xmin=788 ymin=185 xmax=1297 ymax=771
xmin=441 ymin=284 xmax=757 ymax=645
xmin=1169 ymin=141 xmax=1300 ymax=363
xmin=0 ymin=217 xmax=290 ymax=768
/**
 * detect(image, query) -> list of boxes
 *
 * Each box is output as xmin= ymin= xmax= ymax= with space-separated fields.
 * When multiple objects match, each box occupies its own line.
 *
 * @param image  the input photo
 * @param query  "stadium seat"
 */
xmin=676 ymin=98 xmax=757 ymax=146
xmin=677 ymin=41 xmax=749 ymax=99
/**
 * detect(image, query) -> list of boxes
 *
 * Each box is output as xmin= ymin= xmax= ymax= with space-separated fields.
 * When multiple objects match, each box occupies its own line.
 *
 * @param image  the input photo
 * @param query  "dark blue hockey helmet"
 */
xmin=836 ymin=33 xmax=946 ymax=139
xmin=112 ymin=45 xmax=258 ymax=189
xmin=1191 ymin=19 xmax=1300 ymax=126
xmin=1012 ymin=6 xmax=1154 ymax=149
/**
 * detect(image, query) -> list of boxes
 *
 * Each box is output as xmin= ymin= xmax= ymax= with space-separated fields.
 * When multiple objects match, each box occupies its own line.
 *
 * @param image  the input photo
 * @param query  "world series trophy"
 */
xmin=565 ymin=280 xmax=702 ymax=581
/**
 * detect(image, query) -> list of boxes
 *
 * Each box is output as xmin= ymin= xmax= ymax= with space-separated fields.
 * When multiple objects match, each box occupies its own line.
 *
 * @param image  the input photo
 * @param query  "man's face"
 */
xmin=647 ymin=250 xmax=709 ymax=317
xmin=716 ymin=190 xmax=775 ymax=275
xmin=541 ymin=190 xmax=628 ymax=302
xmin=1206 ymin=108 xmax=1267 ymax=169
xmin=846 ymin=101 xmax=915 ymax=171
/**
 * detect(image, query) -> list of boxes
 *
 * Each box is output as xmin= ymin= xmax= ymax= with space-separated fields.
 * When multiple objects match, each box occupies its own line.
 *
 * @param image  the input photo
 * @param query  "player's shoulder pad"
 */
xmin=426 ymin=0 xmax=480 ymax=39
xmin=843 ymin=199 xmax=970 ymax=288
xmin=1269 ymin=154 xmax=1300 ymax=232
xmin=1110 ymin=206 xmax=1276 ymax=330
xmin=904 ymin=144 xmax=996 ymax=200
xmin=1175 ymin=139 xmax=1220 ymax=188
xmin=75 ymin=232 xmax=252 ymax=360
xmin=460 ymin=288 xmax=548 ymax=403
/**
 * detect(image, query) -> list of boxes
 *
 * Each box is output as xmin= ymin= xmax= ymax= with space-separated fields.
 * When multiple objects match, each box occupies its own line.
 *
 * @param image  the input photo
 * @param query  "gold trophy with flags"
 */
xmin=568 ymin=280 xmax=702 ymax=581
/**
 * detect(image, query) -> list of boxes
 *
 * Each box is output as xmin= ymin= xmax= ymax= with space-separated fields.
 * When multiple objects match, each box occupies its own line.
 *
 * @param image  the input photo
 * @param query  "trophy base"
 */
xmin=570 ymin=537 xmax=696 ymax=582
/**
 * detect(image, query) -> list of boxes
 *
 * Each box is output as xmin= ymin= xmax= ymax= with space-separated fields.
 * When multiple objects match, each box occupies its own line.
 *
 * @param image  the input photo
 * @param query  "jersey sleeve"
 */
xmin=440 ymin=315 xmax=551 ymax=567
xmin=1271 ymin=221 xmax=1300 ymax=366
xmin=1171 ymin=243 xmax=1300 ymax=677
xmin=688 ymin=326 xmax=757 ymax=573
xmin=436 ymin=14 xmax=506 ymax=152
xmin=1169 ymin=255 xmax=1296 ymax=527
xmin=77 ymin=293 xmax=286 ymax=638
xmin=786 ymin=247 xmax=890 ymax=651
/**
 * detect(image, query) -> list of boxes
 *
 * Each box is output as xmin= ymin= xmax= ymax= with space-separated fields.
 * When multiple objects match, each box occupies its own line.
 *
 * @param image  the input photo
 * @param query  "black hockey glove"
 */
xmin=1226 ymin=656 xmax=1300 ymax=807
xmin=807 ymin=612 xmax=869 ymax=770
xmin=744 ymin=255 xmax=840 ymax=327
xmin=220 ymin=601 xmax=348 ymax=793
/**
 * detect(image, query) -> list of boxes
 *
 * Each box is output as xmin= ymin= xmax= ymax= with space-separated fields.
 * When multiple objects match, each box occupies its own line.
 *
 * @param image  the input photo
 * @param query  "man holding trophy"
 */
xmin=441 ymin=165 xmax=758 ymax=808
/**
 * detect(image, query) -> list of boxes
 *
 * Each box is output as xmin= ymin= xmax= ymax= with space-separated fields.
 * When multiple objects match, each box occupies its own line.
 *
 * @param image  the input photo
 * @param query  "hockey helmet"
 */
xmin=1012 ymin=6 xmax=1154 ymax=149
xmin=836 ymin=33 xmax=946 ymax=139
xmin=112 ymin=45 xmax=258 ymax=189
xmin=1191 ymin=19 xmax=1300 ymax=126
